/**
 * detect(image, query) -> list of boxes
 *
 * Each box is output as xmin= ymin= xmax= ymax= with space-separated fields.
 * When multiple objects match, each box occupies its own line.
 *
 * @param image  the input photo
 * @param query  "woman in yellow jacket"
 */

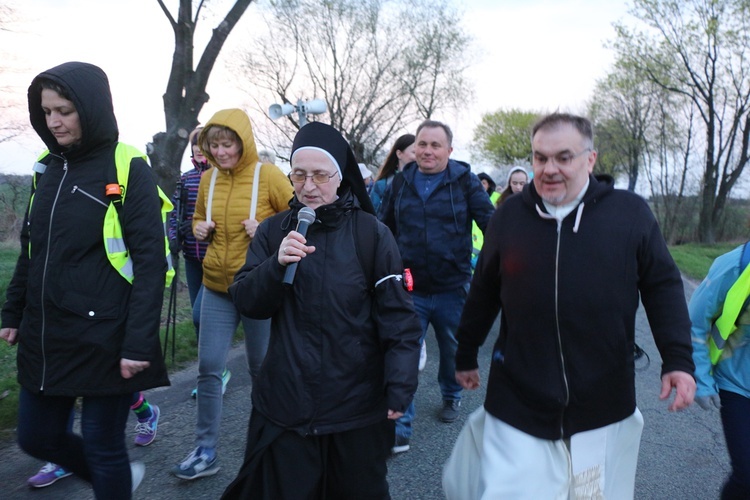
xmin=172 ymin=109 xmax=292 ymax=481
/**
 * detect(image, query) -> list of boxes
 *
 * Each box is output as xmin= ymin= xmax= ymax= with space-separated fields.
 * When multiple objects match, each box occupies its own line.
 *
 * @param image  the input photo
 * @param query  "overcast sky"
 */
xmin=0 ymin=0 xmax=631 ymax=175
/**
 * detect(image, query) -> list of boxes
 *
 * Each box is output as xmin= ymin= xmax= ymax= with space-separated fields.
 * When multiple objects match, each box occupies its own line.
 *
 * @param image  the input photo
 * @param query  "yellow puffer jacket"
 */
xmin=193 ymin=109 xmax=293 ymax=293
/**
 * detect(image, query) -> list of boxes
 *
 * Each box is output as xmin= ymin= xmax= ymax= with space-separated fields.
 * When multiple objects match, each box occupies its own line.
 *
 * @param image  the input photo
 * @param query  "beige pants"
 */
xmin=478 ymin=409 xmax=644 ymax=500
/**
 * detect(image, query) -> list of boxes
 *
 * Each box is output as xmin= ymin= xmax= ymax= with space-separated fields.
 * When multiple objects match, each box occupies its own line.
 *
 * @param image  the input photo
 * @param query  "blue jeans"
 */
xmin=720 ymin=390 xmax=750 ymax=499
xmin=396 ymin=286 xmax=466 ymax=439
xmin=17 ymin=388 xmax=132 ymax=499
xmin=196 ymin=288 xmax=270 ymax=449
xmin=183 ymin=257 xmax=204 ymax=338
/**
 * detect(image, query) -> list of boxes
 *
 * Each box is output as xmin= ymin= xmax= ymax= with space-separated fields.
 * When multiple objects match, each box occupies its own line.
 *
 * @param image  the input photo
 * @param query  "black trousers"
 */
xmin=223 ymin=410 xmax=394 ymax=500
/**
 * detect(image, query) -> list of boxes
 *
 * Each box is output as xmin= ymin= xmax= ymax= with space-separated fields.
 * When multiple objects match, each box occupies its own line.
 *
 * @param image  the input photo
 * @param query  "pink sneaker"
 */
xmin=134 ymin=404 xmax=160 ymax=446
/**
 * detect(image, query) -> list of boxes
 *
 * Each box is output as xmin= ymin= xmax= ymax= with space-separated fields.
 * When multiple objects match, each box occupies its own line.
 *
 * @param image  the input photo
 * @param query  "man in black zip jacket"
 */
xmin=452 ymin=113 xmax=696 ymax=499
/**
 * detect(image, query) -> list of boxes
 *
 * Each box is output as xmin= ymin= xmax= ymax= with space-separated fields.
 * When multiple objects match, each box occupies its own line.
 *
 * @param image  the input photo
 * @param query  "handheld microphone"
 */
xmin=282 ymin=207 xmax=317 ymax=286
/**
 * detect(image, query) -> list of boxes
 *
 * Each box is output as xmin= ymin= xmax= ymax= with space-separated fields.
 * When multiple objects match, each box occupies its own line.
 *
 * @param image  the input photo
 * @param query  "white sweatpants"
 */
xmin=478 ymin=409 xmax=644 ymax=500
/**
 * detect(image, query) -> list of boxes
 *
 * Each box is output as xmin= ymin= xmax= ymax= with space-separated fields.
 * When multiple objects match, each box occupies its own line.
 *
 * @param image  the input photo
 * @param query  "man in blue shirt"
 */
xmin=378 ymin=120 xmax=494 ymax=453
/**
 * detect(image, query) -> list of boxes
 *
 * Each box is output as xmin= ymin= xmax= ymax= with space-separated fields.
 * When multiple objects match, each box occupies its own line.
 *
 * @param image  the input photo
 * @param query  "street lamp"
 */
xmin=269 ymin=98 xmax=327 ymax=127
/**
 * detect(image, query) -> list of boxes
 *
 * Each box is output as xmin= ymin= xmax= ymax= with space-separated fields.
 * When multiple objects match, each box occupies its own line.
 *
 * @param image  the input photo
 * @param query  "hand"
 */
xmin=169 ymin=238 xmax=181 ymax=255
xmin=194 ymin=220 xmax=215 ymax=242
xmin=387 ymin=409 xmax=404 ymax=420
xmin=120 ymin=358 xmax=151 ymax=379
xmin=241 ymin=218 xmax=260 ymax=239
xmin=277 ymin=230 xmax=316 ymax=266
xmin=695 ymin=394 xmax=721 ymax=410
xmin=456 ymin=369 xmax=480 ymax=390
xmin=660 ymin=370 xmax=696 ymax=411
xmin=0 ymin=328 xmax=18 ymax=346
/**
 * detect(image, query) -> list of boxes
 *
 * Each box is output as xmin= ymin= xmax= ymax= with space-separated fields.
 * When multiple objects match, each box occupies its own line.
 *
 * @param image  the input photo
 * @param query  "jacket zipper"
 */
xmin=39 ymin=157 xmax=70 ymax=391
xmin=71 ymin=185 xmax=108 ymax=207
xmin=554 ymin=218 xmax=570 ymax=438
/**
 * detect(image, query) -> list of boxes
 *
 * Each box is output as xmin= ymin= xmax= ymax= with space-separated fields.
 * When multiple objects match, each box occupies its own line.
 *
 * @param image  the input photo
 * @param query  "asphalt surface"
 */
xmin=0 ymin=278 xmax=730 ymax=499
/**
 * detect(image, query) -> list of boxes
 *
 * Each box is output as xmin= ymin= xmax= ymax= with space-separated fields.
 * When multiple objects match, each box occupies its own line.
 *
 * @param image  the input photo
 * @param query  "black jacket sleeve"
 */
xmin=636 ymin=206 xmax=695 ymax=376
xmin=455 ymin=208 xmax=504 ymax=371
xmin=466 ymin=172 xmax=495 ymax=233
xmin=371 ymin=221 xmax=421 ymax=412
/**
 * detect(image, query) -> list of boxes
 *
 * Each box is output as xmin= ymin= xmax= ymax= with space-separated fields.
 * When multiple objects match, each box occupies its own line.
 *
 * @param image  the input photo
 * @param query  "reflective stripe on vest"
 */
xmin=709 ymin=255 xmax=750 ymax=365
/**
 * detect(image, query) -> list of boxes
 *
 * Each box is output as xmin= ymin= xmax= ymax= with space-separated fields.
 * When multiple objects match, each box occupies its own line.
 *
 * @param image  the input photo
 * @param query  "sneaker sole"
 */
xmin=173 ymin=466 xmax=220 ymax=480
xmin=28 ymin=473 xmax=73 ymax=488
xmin=391 ymin=444 xmax=410 ymax=454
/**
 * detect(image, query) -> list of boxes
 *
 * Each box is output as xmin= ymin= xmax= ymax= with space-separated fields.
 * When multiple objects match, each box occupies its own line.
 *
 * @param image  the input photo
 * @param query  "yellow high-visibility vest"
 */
xmin=709 ymin=250 xmax=750 ymax=365
xmin=32 ymin=143 xmax=175 ymax=287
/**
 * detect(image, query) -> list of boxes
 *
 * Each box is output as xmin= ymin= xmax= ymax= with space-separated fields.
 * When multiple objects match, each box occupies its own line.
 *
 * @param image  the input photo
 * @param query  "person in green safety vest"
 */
xmin=470 ymin=173 xmax=500 ymax=270
xmin=0 ymin=61 xmax=169 ymax=498
xmin=690 ymin=242 xmax=750 ymax=499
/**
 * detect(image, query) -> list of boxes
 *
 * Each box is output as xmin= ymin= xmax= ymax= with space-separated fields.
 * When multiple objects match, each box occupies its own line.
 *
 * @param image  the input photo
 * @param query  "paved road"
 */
xmin=0 ymin=278 xmax=730 ymax=499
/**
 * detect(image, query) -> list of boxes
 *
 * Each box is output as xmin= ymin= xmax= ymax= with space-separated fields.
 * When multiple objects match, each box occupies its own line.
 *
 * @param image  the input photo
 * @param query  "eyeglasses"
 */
xmin=532 ymin=148 xmax=592 ymax=168
xmin=288 ymin=171 xmax=339 ymax=184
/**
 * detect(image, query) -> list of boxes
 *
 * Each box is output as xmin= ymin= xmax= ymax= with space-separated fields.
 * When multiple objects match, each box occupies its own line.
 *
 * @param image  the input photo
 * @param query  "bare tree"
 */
xmin=589 ymin=57 xmax=656 ymax=191
xmin=147 ymin=0 xmax=254 ymax=191
xmin=233 ymin=0 xmax=472 ymax=166
xmin=643 ymin=97 xmax=700 ymax=244
xmin=615 ymin=0 xmax=750 ymax=242
xmin=0 ymin=2 xmax=27 ymax=144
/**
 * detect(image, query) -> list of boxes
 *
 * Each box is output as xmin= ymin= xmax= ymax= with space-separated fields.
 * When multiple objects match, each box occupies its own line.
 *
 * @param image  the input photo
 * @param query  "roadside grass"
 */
xmin=668 ymin=242 xmax=740 ymax=281
xmin=0 ymin=240 xmax=742 ymax=433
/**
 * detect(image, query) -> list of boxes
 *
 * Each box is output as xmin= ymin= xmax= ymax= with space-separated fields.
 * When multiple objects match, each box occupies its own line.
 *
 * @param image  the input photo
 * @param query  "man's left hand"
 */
xmin=659 ymin=370 xmax=696 ymax=411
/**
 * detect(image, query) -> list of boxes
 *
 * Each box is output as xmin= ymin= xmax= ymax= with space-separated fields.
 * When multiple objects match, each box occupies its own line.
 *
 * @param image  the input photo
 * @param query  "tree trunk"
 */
xmin=698 ymin=158 xmax=716 ymax=244
xmin=148 ymin=0 xmax=253 ymax=193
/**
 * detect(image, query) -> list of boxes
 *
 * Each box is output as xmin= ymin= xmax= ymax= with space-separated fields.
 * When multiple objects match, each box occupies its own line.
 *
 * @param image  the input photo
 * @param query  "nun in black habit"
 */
xmin=224 ymin=122 xmax=422 ymax=500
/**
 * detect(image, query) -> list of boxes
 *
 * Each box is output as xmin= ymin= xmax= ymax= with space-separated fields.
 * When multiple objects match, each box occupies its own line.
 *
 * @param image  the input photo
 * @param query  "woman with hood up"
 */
xmin=0 ymin=62 xmax=169 ymax=498
xmin=497 ymin=166 xmax=529 ymax=205
xmin=171 ymin=108 xmax=293 ymax=481
xmin=222 ymin=122 xmax=422 ymax=499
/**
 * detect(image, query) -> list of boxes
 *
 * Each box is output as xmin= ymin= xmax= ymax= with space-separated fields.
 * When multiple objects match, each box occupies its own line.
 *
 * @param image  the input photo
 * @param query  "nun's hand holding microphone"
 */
xmin=278 ymin=231 xmax=316 ymax=266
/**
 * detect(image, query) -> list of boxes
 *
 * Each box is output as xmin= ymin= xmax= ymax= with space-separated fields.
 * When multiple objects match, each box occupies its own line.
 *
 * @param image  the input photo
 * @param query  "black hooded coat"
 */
xmin=229 ymin=122 xmax=421 ymax=435
xmin=0 ymin=62 xmax=169 ymax=396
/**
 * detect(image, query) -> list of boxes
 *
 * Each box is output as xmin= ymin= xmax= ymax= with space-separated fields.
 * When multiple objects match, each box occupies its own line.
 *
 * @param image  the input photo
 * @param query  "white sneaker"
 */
xmin=418 ymin=341 xmax=427 ymax=371
xmin=131 ymin=461 xmax=145 ymax=493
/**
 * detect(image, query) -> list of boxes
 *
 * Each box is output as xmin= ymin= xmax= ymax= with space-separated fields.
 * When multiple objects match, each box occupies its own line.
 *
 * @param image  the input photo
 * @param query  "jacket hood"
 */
xmin=199 ymin=108 xmax=259 ymax=173
xmin=28 ymin=61 xmax=118 ymax=156
xmin=523 ymin=174 xmax=615 ymax=233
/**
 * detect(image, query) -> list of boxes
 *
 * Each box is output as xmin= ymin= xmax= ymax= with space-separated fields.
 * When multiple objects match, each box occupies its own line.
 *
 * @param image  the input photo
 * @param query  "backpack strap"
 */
xmin=206 ymin=167 xmax=219 ymax=222
xmin=250 ymin=162 xmax=263 ymax=221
